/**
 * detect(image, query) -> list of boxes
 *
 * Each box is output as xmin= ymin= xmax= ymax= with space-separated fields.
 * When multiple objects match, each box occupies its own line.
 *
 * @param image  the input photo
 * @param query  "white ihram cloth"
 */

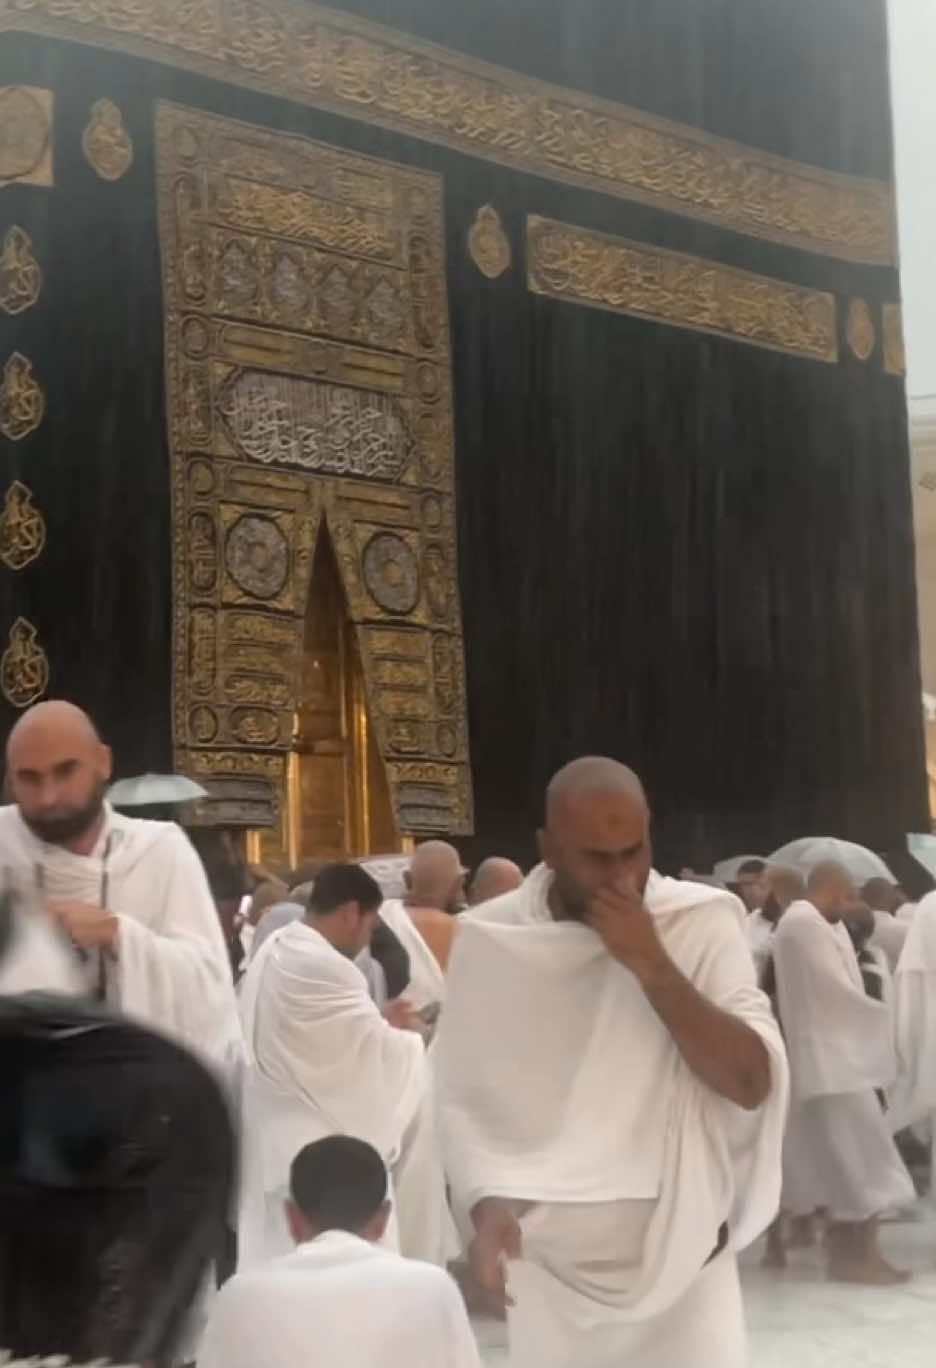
xmin=0 ymin=805 xmax=244 ymax=1364
xmin=0 ymin=804 xmax=242 ymax=1080
xmin=871 ymin=910 xmax=909 ymax=974
xmin=896 ymin=901 xmax=917 ymax=925
xmin=238 ymin=920 xmax=452 ymax=1268
xmin=772 ymin=901 xmax=913 ymax=1220
xmin=198 ymin=1231 xmax=481 ymax=1368
xmin=890 ymin=890 xmax=936 ymax=1132
xmin=435 ymin=866 xmax=788 ymax=1368
xmin=746 ymin=909 xmax=776 ymax=979
xmin=379 ymin=897 xmax=446 ymax=1011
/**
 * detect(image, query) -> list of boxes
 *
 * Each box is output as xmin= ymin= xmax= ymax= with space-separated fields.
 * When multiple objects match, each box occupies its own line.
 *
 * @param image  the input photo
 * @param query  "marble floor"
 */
xmin=476 ymin=1206 xmax=936 ymax=1367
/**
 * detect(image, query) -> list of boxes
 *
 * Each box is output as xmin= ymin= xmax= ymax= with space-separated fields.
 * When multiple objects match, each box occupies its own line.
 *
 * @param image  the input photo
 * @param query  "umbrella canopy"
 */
xmin=767 ymin=837 xmax=894 ymax=886
xmin=108 ymin=773 xmax=209 ymax=808
xmin=906 ymin=833 xmax=936 ymax=885
xmin=712 ymin=854 xmax=766 ymax=884
xmin=359 ymin=853 xmax=410 ymax=899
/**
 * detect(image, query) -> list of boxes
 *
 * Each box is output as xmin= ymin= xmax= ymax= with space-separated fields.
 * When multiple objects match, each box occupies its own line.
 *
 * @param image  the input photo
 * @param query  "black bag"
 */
xmin=0 ymin=992 xmax=235 ymax=1365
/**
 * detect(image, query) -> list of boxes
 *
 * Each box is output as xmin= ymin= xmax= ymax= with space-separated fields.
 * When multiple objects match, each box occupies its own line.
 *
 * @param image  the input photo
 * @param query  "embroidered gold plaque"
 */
xmin=527 ymin=216 xmax=838 ymax=363
xmin=883 ymin=303 xmax=905 ymax=377
xmin=0 ymin=481 xmax=45 ymax=570
xmin=1 ymin=617 xmax=49 ymax=708
xmin=0 ymin=86 xmax=53 ymax=188
xmin=0 ymin=352 xmax=45 ymax=441
xmin=846 ymin=298 xmax=875 ymax=362
xmin=82 ymin=98 xmax=133 ymax=181
xmin=156 ymin=102 xmax=472 ymax=836
xmin=0 ymin=3 xmax=894 ymax=264
xmin=468 ymin=206 xmax=511 ymax=279
xmin=0 ymin=227 xmax=41 ymax=315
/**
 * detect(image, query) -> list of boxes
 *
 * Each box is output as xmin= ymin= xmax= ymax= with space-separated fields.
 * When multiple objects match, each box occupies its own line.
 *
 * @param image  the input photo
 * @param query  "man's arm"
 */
xmin=590 ymin=885 xmax=770 ymax=1111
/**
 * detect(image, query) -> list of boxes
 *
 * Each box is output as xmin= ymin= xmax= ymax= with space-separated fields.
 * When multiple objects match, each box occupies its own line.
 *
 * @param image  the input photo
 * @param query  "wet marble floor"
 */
xmin=476 ymin=1206 xmax=936 ymax=1367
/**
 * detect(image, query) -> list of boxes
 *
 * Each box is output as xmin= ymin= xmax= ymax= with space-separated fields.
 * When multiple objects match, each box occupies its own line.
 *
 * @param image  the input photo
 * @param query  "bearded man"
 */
xmin=0 ymin=700 xmax=241 ymax=1078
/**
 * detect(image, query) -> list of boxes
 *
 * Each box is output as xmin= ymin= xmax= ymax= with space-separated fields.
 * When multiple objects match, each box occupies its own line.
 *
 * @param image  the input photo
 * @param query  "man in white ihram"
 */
xmin=238 ymin=862 xmax=452 ymax=1270
xmin=772 ymin=862 xmax=913 ymax=1283
xmin=436 ymin=757 xmax=788 ymax=1368
xmin=0 ymin=700 xmax=240 ymax=1076
xmin=201 ymin=1136 xmax=480 ymax=1368
xmin=889 ymin=888 xmax=936 ymax=1192
xmin=378 ymin=840 xmax=465 ymax=1013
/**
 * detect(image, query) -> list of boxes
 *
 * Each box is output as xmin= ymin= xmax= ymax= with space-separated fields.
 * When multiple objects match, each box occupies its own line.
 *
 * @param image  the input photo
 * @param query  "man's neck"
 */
xmin=304 ymin=914 xmax=351 ymax=957
xmin=404 ymin=892 xmax=444 ymax=913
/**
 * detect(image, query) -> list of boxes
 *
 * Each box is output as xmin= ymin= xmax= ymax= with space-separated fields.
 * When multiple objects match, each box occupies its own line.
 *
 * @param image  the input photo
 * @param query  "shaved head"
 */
xmin=6 ymin=700 xmax=111 ymax=848
xmin=7 ymin=700 xmax=101 ymax=761
xmin=469 ymin=857 xmax=524 ymax=906
xmin=406 ymin=840 xmax=465 ymax=913
xmin=807 ymin=860 xmax=856 ymax=922
xmin=539 ymin=757 xmax=651 ymax=921
xmin=759 ymin=863 xmax=805 ymax=925
xmin=546 ymin=757 xmax=646 ymax=823
xmin=765 ymin=864 xmax=806 ymax=906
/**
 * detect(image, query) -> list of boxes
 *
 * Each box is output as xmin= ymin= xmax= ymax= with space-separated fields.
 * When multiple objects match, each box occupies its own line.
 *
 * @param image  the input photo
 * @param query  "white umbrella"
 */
xmin=108 ymin=773 xmax=209 ymax=807
xmin=712 ymin=854 xmax=765 ymax=884
xmin=767 ymin=837 xmax=894 ymax=886
xmin=359 ymin=853 xmax=410 ymax=900
xmin=906 ymin=833 xmax=936 ymax=885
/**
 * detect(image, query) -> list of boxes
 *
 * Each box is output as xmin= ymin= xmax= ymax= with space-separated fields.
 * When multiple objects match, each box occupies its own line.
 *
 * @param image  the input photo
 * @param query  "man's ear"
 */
xmin=403 ymin=869 xmax=413 ymax=892
xmin=285 ymin=1198 xmax=314 ymax=1245
xmin=99 ymin=743 xmax=114 ymax=783
xmin=363 ymin=1199 xmax=392 ymax=1244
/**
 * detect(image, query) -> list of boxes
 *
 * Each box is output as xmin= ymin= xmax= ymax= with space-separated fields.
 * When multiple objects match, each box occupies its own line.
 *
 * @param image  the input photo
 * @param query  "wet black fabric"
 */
xmin=0 ymin=995 xmax=234 ymax=1363
xmin=0 ymin=0 xmax=923 ymax=870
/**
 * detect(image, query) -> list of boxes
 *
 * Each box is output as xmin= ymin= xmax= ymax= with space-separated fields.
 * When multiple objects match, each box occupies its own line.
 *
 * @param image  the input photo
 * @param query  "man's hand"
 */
xmin=382 ymin=998 xmax=424 ymax=1034
xmin=469 ymin=1198 xmax=527 ymax=1310
xmin=47 ymin=901 xmax=119 ymax=954
xmin=590 ymin=882 xmax=771 ymax=1110
xmin=588 ymin=882 xmax=667 ymax=983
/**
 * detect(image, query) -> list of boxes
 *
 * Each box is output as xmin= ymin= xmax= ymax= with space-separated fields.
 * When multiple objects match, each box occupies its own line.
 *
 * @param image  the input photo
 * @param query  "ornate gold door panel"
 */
xmin=156 ymin=103 xmax=472 ymax=838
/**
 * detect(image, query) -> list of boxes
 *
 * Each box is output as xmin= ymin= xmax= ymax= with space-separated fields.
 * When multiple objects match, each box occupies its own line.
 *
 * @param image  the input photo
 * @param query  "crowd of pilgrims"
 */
xmin=3 ymin=699 xmax=936 ymax=1368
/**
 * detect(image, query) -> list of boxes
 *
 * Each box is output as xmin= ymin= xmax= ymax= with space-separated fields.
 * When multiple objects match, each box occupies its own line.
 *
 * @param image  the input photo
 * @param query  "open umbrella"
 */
xmin=108 ymin=774 xmax=209 ymax=808
xmin=767 ymin=837 xmax=894 ymax=885
xmin=906 ymin=833 xmax=936 ymax=885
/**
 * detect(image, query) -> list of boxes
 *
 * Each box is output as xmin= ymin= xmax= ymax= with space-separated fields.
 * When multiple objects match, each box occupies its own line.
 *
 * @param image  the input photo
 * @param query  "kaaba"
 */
xmin=0 ymin=0 xmax=925 ymax=869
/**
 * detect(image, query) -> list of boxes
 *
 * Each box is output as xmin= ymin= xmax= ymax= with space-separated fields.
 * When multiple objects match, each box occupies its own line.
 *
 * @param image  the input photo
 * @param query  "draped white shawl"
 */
xmin=772 ymin=900 xmax=895 ymax=1100
xmin=435 ymin=865 xmax=788 ymax=1321
xmin=239 ymin=920 xmax=427 ymax=1195
xmin=889 ymin=889 xmax=936 ymax=1130
xmin=0 ymin=804 xmax=241 ymax=1078
xmin=379 ymin=898 xmax=446 ymax=1011
xmin=199 ymin=1231 xmax=482 ymax=1368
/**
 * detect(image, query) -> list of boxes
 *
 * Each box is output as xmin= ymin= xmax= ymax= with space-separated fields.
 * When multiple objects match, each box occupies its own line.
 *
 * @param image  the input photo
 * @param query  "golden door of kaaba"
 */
xmin=155 ymin=102 xmax=474 ymax=864
xmin=263 ymin=528 xmax=398 ymax=867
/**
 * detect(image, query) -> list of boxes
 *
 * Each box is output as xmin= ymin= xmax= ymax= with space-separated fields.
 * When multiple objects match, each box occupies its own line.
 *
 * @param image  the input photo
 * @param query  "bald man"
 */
xmin=746 ymin=864 xmax=805 ymax=978
xmin=862 ymin=877 xmax=910 ymax=973
xmin=378 ymin=841 xmax=464 ymax=1013
xmin=772 ymin=861 xmax=913 ymax=1283
xmin=468 ymin=857 xmax=524 ymax=907
xmin=436 ymin=757 xmax=787 ymax=1368
xmin=0 ymin=701 xmax=241 ymax=1080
